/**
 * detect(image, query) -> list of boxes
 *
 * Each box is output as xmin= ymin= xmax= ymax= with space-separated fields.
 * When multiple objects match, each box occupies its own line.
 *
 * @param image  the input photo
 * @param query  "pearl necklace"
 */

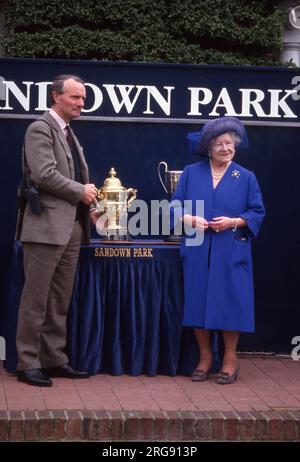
xmin=210 ymin=161 xmax=231 ymax=180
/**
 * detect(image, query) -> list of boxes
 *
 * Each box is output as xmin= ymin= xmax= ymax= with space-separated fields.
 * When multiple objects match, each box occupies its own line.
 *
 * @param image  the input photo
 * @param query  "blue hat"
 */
xmin=187 ymin=117 xmax=248 ymax=156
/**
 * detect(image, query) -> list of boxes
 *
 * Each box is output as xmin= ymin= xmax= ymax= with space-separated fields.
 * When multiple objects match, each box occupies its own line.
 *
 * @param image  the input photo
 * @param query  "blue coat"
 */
xmin=172 ymin=159 xmax=265 ymax=332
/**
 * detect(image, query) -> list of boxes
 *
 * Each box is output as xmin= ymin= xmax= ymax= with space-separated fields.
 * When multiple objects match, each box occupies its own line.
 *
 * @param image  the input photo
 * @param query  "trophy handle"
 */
xmin=158 ymin=161 xmax=168 ymax=194
xmin=97 ymin=187 xmax=105 ymax=201
xmin=127 ymin=188 xmax=137 ymax=206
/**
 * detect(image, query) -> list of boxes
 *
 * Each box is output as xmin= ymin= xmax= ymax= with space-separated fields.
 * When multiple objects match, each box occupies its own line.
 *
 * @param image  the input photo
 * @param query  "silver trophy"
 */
xmin=158 ymin=161 xmax=182 ymax=196
xmin=158 ymin=161 xmax=183 ymax=241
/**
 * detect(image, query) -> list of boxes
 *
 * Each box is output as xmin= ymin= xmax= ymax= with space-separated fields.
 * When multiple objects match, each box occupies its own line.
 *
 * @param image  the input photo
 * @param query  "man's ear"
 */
xmin=52 ymin=92 xmax=60 ymax=104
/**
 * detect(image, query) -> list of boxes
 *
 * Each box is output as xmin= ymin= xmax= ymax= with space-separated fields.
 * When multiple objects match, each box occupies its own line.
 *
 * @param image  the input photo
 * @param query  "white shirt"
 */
xmin=49 ymin=109 xmax=68 ymax=135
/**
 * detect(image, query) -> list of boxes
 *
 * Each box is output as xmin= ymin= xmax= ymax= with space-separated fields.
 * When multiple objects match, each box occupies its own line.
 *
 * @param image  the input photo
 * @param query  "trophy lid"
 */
xmin=102 ymin=167 xmax=125 ymax=191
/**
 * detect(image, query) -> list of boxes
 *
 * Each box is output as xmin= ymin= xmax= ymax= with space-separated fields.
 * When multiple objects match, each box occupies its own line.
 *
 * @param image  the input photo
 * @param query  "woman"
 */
xmin=172 ymin=117 xmax=265 ymax=384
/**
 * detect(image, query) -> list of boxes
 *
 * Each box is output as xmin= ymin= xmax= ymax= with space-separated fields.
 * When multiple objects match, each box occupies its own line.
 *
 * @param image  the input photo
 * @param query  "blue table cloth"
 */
xmin=3 ymin=240 xmax=220 ymax=376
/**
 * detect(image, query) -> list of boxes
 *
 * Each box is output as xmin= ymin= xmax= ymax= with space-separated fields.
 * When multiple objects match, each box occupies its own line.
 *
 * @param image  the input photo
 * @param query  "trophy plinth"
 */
xmin=96 ymin=167 xmax=137 ymax=240
xmin=158 ymin=161 xmax=183 ymax=241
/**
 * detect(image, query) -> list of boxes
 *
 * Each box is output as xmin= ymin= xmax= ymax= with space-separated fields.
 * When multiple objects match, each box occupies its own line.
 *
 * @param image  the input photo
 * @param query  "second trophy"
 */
xmin=158 ymin=161 xmax=183 ymax=241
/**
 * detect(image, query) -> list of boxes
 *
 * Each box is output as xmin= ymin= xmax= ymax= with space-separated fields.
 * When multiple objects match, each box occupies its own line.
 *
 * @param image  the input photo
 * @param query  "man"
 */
xmin=16 ymin=74 xmax=98 ymax=387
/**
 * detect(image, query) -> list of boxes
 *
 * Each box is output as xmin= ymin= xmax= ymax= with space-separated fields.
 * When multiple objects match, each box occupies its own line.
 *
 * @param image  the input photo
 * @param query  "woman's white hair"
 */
xmin=228 ymin=131 xmax=241 ymax=147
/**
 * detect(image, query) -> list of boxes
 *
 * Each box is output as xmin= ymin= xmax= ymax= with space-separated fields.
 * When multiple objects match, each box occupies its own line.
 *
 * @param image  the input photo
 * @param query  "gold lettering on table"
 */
xmin=133 ymin=248 xmax=153 ymax=258
xmin=94 ymin=248 xmax=153 ymax=258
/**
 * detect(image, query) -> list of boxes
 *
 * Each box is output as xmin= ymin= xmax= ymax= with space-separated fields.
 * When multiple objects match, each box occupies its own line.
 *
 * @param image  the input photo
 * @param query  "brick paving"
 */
xmin=0 ymin=355 xmax=300 ymax=441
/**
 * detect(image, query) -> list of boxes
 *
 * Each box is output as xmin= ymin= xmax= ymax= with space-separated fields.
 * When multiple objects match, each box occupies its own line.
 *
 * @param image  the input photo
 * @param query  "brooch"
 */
xmin=231 ymin=170 xmax=240 ymax=179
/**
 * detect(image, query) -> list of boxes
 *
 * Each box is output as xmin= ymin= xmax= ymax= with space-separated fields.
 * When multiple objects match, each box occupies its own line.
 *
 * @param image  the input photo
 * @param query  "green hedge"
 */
xmin=2 ymin=0 xmax=286 ymax=66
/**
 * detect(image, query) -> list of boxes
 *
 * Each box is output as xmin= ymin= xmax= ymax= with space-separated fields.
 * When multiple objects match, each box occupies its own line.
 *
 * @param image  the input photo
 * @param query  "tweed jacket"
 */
xmin=17 ymin=111 xmax=90 ymax=245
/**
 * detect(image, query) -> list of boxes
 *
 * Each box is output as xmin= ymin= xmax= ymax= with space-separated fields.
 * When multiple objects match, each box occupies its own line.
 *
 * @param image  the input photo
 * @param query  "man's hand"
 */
xmin=82 ymin=184 xmax=98 ymax=206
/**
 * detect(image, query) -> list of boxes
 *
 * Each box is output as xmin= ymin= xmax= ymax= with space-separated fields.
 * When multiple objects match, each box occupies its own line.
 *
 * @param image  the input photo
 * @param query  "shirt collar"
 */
xmin=49 ymin=109 xmax=68 ymax=133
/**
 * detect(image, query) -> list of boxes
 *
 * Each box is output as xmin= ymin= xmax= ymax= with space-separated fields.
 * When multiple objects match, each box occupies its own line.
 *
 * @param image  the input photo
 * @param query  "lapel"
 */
xmin=42 ymin=112 xmax=72 ymax=161
xmin=68 ymin=125 xmax=88 ymax=183
xmin=69 ymin=126 xmax=85 ymax=164
xmin=203 ymin=159 xmax=213 ymax=192
xmin=213 ymin=160 xmax=237 ymax=199
xmin=193 ymin=161 xmax=214 ymax=218
xmin=41 ymin=112 xmax=88 ymax=183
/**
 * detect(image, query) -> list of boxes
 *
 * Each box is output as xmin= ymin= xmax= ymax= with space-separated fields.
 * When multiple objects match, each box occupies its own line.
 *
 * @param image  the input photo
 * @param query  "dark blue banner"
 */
xmin=1 ymin=58 xmax=300 ymax=123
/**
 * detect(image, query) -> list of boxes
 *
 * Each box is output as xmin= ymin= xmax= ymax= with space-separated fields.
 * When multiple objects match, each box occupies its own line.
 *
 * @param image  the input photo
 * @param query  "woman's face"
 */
xmin=209 ymin=132 xmax=235 ymax=164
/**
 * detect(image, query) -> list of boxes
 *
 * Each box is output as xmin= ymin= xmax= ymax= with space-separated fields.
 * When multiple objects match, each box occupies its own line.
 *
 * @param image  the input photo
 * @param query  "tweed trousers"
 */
xmin=16 ymin=221 xmax=82 ymax=370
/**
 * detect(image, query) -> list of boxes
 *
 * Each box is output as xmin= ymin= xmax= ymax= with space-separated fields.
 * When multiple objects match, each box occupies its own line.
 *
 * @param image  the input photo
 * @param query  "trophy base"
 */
xmin=100 ymin=233 xmax=130 ymax=241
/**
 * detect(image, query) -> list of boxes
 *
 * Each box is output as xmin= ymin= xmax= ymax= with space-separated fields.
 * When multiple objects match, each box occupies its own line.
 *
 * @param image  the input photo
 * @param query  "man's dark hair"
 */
xmin=49 ymin=74 xmax=85 ymax=105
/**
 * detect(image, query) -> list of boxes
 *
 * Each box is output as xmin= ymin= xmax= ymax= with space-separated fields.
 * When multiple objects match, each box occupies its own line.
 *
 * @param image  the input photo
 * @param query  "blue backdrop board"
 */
xmin=0 ymin=58 xmax=299 ymax=354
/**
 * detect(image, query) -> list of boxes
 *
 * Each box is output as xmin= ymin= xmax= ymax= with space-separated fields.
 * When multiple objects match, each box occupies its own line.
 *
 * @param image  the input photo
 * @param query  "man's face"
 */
xmin=52 ymin=78 xmax=86 ymax=123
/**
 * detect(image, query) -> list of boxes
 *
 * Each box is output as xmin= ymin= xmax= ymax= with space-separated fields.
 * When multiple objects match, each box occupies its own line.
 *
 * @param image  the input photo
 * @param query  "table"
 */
xmin=3 ymin=240 xmax=220 ymax=375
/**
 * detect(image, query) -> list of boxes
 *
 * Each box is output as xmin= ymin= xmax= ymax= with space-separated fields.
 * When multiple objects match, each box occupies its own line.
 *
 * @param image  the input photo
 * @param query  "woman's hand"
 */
xmin=209 ymin=216 xmax=234 ymax=233
xmin=182 ymin=214 xmax=209 ymax=231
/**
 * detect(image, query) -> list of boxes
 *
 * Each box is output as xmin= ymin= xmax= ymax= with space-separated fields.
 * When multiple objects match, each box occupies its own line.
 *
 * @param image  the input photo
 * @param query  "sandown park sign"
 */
xmin=0 ymin=58 xmax=300 ymax=126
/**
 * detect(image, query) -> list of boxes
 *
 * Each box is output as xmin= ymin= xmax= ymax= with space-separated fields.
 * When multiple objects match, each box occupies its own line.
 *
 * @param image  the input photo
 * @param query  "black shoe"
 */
xmin=17 ymin=369 xmax=53 ymax=387
xmin=216 ymin=364 xmax=240 ymax=385
xmin=43 ymin=363 xmax=89 ymax=379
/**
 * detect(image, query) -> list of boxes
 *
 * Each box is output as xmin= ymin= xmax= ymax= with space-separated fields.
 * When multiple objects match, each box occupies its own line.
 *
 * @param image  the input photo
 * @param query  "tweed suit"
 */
xmin=16 ymin=111 xmax=90 ymax=370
